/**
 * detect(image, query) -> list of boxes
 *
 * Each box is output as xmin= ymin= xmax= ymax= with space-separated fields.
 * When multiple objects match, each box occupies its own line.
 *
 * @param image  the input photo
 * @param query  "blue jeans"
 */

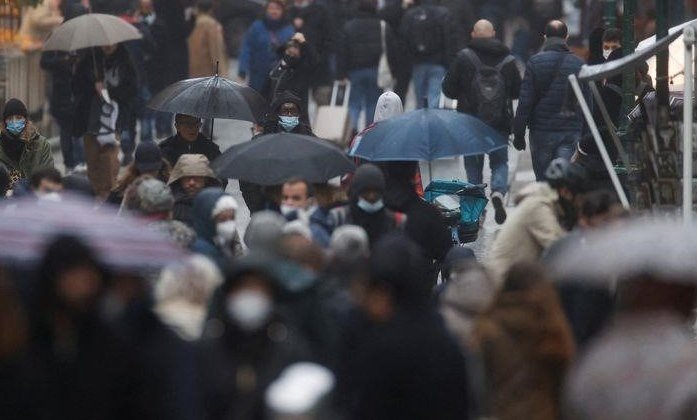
xmin=59 ymin=124 xmax=84 ymax=170
xmin=348 ymin=67 xmax=382 ymax=131
xmin=120 ymin=129 xmax=135 ymax=158
xmin=529 ymin=130 xmax=578 ymax=181
xmin=464 ymin=147 xmax=509 ymax=194
xmin=412 ymin=63 xmax=446 ymax=108
xmin=138 ymin=86 xmax=154 ymax=143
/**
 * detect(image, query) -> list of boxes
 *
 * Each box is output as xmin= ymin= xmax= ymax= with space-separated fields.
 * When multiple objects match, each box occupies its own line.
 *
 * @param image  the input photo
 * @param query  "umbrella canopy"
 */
xmin=349 ymin=108 xmax=507 ymax=161
xmin=548 ymin=219 xmax=697 ymax=285
xmin=148 ymin=75 xmax=266 ymax=122
xmin=636 ymin=19 xmax=697 ymax=91
xmin=44 ymin=13 xmax=142 ymax=51
xmin=0 ymin=195 xmax=187 ymax=272
xmin=213 ymin=133 xmax=355 ymax=185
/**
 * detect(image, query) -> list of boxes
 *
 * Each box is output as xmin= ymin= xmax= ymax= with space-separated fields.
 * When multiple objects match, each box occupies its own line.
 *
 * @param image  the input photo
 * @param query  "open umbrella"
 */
xmin=636 ymin=18 xmax=697 ymax=91
xmin=0 ymin=195 xmax=187 ymax=272
xmin=212 ymin=133 xmax=355 ymax=185
xmin=548 ymin=219 xmax=697 ymax=285
xmin=349 ymin=108 xmax=507 ymax=161
xmin=43 ymin=13 xmax=142 ymax=51
xmin=149 ymin=75 xmax=266 ymax=123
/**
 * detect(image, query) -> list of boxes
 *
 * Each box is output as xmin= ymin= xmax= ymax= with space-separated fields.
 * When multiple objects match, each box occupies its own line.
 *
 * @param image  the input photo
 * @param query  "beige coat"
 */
xmin=486 ymin=183 xmax=565 ymax=285
xmin=187 ymin=13 xmax=229 ymax=78
xmin=18 ymin=0 xmax=63 ymax=51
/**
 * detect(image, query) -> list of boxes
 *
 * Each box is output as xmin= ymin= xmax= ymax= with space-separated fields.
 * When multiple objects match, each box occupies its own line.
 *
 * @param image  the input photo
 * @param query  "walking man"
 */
xmin=442 ymin=19 xmax=520 ymax=224
xmin=512 ymin=20 xmax=585 ymax=181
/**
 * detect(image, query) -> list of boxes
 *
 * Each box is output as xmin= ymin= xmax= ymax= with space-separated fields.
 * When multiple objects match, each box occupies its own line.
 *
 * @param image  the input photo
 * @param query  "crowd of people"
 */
xmin=0 ymin=0 xmax=695 ymax=419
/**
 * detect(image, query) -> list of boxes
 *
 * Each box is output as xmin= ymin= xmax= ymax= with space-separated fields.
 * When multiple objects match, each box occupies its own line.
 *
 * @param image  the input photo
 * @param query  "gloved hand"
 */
xmin=513 ymin=135 xmax=526 ymax=151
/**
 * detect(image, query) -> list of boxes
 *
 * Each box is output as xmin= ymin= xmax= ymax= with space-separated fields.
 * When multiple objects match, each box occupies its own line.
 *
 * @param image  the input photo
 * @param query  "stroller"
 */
xmin=424 ymin=180 xmax=488 ymax=244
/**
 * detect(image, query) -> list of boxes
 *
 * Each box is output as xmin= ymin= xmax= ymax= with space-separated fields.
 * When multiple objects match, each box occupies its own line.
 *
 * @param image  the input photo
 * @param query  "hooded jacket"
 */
xmin=373 ymin=91 xmax=403 ymax=122
xmin=0 ymin=121 xmax=54 ymax=188
xmin=485 ymin=183 xmax=565 ymax=284
xmin=159 ymin=133 xmax=221 ymax=167
xmin=238 ymin=18 xmax=295 ymax=92
xmin=442 ymin=37 xmax=521 ymax=133
xmin=168 ymin=154 xmax=221 ymax=227
xmin=190 ymin=188 xmax=242 ymax=269
xmin=261 ymin=91 xmax=314 ymax=135
xmin=266 ymin=40 xmax=319 ymax=112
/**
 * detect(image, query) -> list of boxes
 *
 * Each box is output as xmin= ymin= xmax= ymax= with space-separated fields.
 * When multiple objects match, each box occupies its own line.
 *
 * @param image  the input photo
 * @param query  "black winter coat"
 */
xmin=266 ymin=42 xmax=319 ymax=112
xmin=289 ymin=2 xmax=336 ymax=84
xmin=399 ymin=4 xmax=461 ymax=67
xmin=40 ymin=51 xmax=81 ymax=125
xmin=442 ymin=37 xmax=521 ymax=133
xmin=336 ymin=12 xmax=399 ymax=78
xmin=159 ymin=133 xmax=222 ymax=167
xmin=151 ymin=0 xmax=192 ymax=92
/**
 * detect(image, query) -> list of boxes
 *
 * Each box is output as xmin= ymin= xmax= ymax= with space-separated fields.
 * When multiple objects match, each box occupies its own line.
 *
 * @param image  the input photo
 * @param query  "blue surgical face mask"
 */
xmin=279 ymin=115 xmax=299 ymax=132
xmin=357 ymin=198 xmax=384 ymax=213
xmin=5 ymin=119 xmax=25 ymax=136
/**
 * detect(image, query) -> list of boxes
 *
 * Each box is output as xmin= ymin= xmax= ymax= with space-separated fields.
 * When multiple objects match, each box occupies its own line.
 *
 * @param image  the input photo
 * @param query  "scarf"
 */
xmin=1 ymin=130 xmax=25 ymax=164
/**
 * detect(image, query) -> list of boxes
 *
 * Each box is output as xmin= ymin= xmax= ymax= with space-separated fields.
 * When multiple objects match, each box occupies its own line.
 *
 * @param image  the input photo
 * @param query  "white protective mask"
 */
xmin=602 ymin=48 xmax=612 ymax=60
xmin=226 ymin=290 xmax=273 ymax=332
xmin=215 ymin=220 xmax=237 ymax=243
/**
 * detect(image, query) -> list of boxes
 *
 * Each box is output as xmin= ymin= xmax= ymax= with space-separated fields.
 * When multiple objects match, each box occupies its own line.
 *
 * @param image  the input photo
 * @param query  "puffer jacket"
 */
xmin=336 ymin=12 xmax=399 ymax=78
xmin=0 ymin=122 xmax=54 ymax=187
xmin=485 ymin=183 xmax=565 ymax=285
xmin=513 ymin=38 xmax=585 ymax=137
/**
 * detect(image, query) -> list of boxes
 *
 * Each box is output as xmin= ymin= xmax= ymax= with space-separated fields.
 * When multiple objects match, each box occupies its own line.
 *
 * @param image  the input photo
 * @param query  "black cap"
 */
xmin=3 ymin=98 xmax=27 ymax=121
xmin=135 ymin=141 xmax=163 ymax=173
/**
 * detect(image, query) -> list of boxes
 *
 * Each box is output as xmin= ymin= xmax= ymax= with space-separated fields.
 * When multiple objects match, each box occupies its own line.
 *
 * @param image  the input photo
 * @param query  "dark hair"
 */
xmin=283 ymin=177 xmax=314 ymax=197
xmin=602 ymin=28 xmax=622 ymax=43
xmin=197 ymin=0 xmax=214 ymax=13
xmin=62 ymin=174 xmax=94 ymax=197
xmin=579 ymin=190 xmax=618 ymax=219
xmin=174 ymin=113 xmax=201 ymax=125
xmin=545 ymin=20 xmax=568 ymax=39
xmin=502 ymin=261 xmax=547 ymax=293
xmin=30 ymin=168 xmax=62 ymax=189
xmin=357 ymin=0 xmax=376 ymax=13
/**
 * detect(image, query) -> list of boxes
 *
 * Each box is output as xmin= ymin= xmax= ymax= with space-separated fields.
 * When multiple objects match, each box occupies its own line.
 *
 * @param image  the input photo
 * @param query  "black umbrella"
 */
xmin=213 ymin=133 xmax=355 ymax=185
xmin=148 ymin=73 xmax=267 ymax=137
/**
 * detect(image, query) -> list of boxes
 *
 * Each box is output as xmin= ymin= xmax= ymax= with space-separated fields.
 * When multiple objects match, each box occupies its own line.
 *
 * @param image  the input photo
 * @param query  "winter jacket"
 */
xmin=266 ymin=41 xmax=319 ymax=111
xmin=485 ymin=183 xmax=565 ymax=284
xmin=188 ymin=13 xmax=229 ymax=78
xmin=159 ymin=133 xmax=221 ymax=167
xmin=151 ymin=0 xmax=192 ymax=93
xmin=399 ymin=3 xmax=461 ymax=67
xmin=40 ymin=50 xmax=80 ymax=124
xmin=288 ymin=1 xmax=336 ymax=85
xmin=513 ymin=38 xmax=585 ymax=138
xmin=238 ymin=19 xmax=295 ymax=93
xmin=168 ymin=154 xmax=222 ymax=227
xmin=260 ymin=91 xmax=314 ymax=135
xmin=473 ymin=281 xmax=575 ymax=420
xmin=190 ymin=188 xmax=243 ymax=269
xmin=442 ymin=37 xmax=521 ymax=133
xmin=0 ymin=122 xmax=54 ymax=187
xmin=72 ymin=46 xmax=138 ymax=136
xmin=335 ymin=13 xmax=399 ymax=78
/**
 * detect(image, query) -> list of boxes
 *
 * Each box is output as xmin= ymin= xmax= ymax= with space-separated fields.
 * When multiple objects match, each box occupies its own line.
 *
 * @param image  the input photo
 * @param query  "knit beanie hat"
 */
xmin=349 ymin=163 xmax=385 ymax=197
xmin=3 ymin=98 xmax=27 ymax=121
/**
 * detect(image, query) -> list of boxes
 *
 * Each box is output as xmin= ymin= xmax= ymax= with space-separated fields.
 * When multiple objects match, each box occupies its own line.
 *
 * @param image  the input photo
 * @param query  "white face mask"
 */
xmin=226 ymin=290 xmax=273 ymax=332
xmin=357 ymin=198 xmax=384 ymax=213
xmin=280 ymin=204 xmax=297 ymax=218
xmin=602 ymin=48 xmax=613 ymax=60
xmin=37 ymin=192 xmax=61 ymax=202
xmin=215 ymin=220 xmax=237 ymax=242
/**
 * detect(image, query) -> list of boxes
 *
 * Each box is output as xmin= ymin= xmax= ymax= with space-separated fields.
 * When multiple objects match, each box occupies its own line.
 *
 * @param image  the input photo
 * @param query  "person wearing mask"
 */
xmin=336 ymin=0 xmax=399 ymax=132
xmin=30 ymin=167 xmax=63 ymax=200
xmin=473 ymin=262 xmax=575 ymax=420
xmin=267 ymin=33 xmax=319 ymax=114
xmin=442 ymin=19 xmax=521 ymax=224
xmin=159 ymin=113 xmax=221 ymax=167
xmin=260 ymin=91 xmax=314 ymax=135
xmin=167 ymin=154 xmax=222 ymax=226
xmin=72 ymin=43 xmax=138 ymax=200
xmin=191 ymin=188 xmax=244 ymax=268
xmin=329 ymin=163 xmax=405 ymax=246
xmin=107 ymin=141 xmax=171 ymax=207
xmin=280 ymin=177 xmax=333 ymax=246
xmin=601 ymin=28 xmax=622 ymax=61
xmin=0 ymin=98 xmax=54 ymax=191
xmin=238 ymin=0 xmax=295 ymax=93
xmin=486 ymin=158 xmax=588 ymax=285
xmin=199 ymin=253 xmax=311 ymax=419
xmin=188 ymin=0 xmax=229 ymax=78
xmin=512 ymin=20 xmax=585 ymax=181
xmin=338 ymin=234 xmax=470 ymax=418
xmin=400 ymin=0 xmax=461 ymax=108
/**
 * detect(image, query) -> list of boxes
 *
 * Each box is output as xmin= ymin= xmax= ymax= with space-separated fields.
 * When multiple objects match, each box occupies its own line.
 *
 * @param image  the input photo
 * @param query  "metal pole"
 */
xmin=656 ymin=0 xmax=670 ymax=113
xmin=569 ymin=74 xmax=630 ymax=209
xmin=683 ymin=25 xmax=694 ymax=224
xmin=620 ymin=0 xmax=636 ymax=126
xmin=588 ymin=80 xmax=631 ymax=166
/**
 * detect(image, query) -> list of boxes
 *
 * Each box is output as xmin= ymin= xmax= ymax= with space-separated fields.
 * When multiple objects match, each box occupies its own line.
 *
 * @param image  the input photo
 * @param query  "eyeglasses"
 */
xmin=177 ymin=121 xmax=202 ymax=128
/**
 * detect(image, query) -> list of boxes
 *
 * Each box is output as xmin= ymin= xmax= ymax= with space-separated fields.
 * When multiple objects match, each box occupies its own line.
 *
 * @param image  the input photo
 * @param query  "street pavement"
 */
xmin=49 ymin=59 xmax=536 ymax=260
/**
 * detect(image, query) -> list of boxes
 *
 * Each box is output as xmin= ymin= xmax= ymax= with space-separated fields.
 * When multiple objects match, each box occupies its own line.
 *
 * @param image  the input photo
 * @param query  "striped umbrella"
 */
xmin=0 ymin=195 xmax=187 ymax=272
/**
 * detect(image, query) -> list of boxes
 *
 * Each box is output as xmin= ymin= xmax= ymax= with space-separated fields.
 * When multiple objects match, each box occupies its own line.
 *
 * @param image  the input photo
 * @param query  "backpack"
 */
xmin=406 ymin=6 xmax=444 ymax=57
xmin=462 ymin=49 xmax=515 ymax=127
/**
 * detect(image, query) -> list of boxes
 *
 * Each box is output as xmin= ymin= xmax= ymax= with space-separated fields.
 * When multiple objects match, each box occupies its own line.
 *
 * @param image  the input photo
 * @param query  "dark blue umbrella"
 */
xmin=349 ymin=108 xmax=508 ymax=161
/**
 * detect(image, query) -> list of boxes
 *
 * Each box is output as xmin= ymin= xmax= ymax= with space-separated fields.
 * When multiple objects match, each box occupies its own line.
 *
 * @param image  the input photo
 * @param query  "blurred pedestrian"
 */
xmin=261 ymin=91 xmax=314 ymax=134
xmin=155 ymin=255 xmax=223 ymax=340
xmin=336 ymin=0 xmax=399 ymax=132
xmin=0 ymin=98 xmax=54 ymax=191
xmin=472 ymin=262 xmax=575 ymax=420
xmin=400 ymin=0 xmax=460 ymax=108
xmin=167 ymin=154 xmax=222 ymax=226
xmin=238 ymin=0 xmax=295 ymax=93
xmin=17 ymin=0 xmax=63 ymax=52
xmin=243 ymin=210 xmax=287 ymax=253
xmin=188 ymin=0 xmax=229 ymax=78
xmin=73 ymin=43 xmax=138 ymax=200
xmin=191 ymin=188 xmax=244 ymax=268
xmin=159 ymin=113 xmax=221 ymax=167
xmin=513 ymin=20 xmax=585 ymax=180
xmin=442 ymin=19 xmax=521 ymax=224
xmin=107 ymin=141 xmax=171 ymax=207
xmin=0 ymin=274 xmax=30 ymax=419
xmin=0 ymin=163 xmax=9 ymax=199
xmin=267 ymin=33 xmax=318 ymax=113
xmin=29 ymin=167 xmax=63 ymax=200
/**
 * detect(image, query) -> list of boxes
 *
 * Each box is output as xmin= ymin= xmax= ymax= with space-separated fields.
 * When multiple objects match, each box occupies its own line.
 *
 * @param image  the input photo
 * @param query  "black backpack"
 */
xmin=406 ymin=6 xmax=444 ymax=57
xmin=462 ymin=49 xmax=515 ymax=127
